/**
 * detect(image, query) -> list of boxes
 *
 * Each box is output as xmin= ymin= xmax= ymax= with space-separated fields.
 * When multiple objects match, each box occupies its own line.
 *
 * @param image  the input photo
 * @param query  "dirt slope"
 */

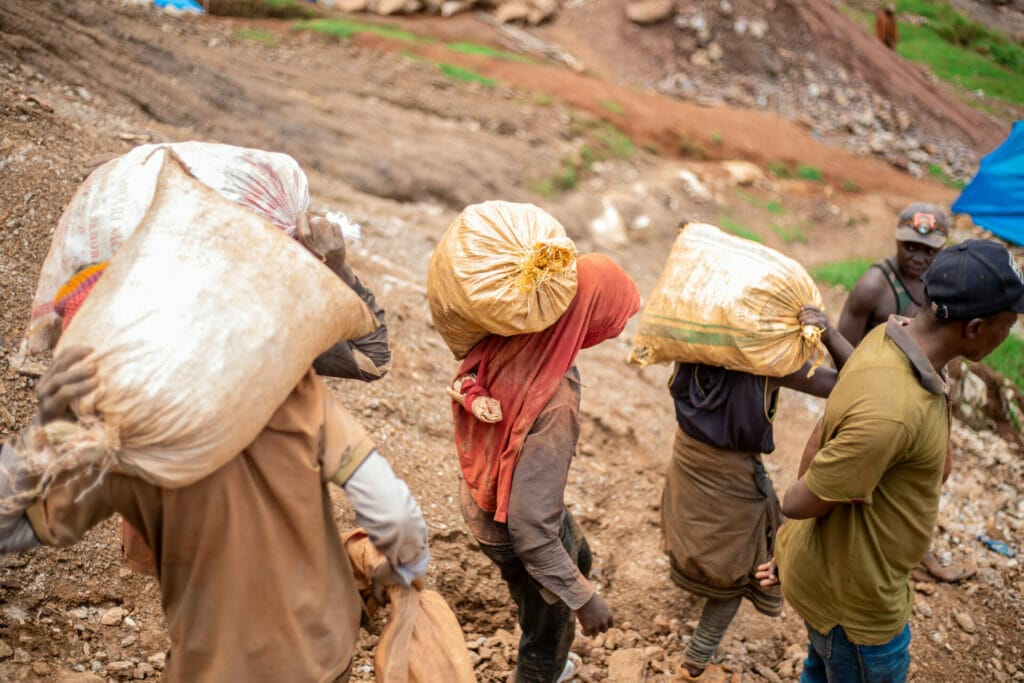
xmin=0 ymin=2 xmax=1021 ymax=682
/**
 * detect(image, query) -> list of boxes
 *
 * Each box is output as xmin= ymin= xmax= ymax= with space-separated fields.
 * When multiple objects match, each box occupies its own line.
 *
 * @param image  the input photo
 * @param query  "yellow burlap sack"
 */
xmin=629 ymin=223 xmax=826 ymax=377
xmin=342 ymin=530 xmax=476 ymax=683
xmin=427 ymin=200 xmax=578 ymax=359
xmin=30 ymin=151 xmax=378 ymax=490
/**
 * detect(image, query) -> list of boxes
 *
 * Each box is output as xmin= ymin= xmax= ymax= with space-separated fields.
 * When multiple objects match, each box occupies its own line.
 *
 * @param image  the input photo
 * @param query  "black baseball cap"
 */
xmin=924 ymin=239 xmax=1024 ymax=319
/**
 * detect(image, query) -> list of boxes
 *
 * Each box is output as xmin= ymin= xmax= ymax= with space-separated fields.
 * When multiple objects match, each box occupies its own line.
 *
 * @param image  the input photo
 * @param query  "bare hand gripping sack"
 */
xmin=31 ymin=152 xmax=378 ymax=490
xmin=427 ymin=201 xmax=578 ymax=359
xmin=629 ymin=223 xmax=827 ymax=377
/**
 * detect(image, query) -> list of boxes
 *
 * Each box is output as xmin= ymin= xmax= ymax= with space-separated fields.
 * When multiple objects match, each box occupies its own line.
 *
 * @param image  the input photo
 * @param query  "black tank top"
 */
xmin=669 ymin=363 xmax=778 ymax=454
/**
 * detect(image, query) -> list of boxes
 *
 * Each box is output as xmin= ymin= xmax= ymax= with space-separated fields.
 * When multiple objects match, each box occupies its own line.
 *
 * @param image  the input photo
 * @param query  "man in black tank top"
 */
xmin=837 ymin=202 xmax=949 ymax=345
xmin=835 ymin=203 xmax=974 ymax=583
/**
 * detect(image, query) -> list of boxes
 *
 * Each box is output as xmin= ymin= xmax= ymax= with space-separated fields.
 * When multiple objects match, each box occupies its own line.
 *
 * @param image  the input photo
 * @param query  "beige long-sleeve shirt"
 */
xmin=26 ymin=371 xmax=374 ymax=682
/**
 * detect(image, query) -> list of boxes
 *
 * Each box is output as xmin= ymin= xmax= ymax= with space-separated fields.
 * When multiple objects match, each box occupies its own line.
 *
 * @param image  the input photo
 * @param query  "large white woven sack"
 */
xmin=20 ymin=140 xmax=311 ymax=358
xmin=427 ymin=201 xmax=578 ymax=359
xmin=47 ymin=151 xmax=377 ymax=489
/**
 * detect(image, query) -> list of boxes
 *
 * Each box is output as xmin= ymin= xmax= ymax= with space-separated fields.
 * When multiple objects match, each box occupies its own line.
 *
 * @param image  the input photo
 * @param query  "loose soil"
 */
xmin=0 ymin=2 xmax=1021 ymax=682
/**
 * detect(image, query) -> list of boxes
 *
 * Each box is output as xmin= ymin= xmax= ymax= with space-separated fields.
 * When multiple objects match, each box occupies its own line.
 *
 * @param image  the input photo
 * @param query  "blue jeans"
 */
xmin=800 ymin=622 xmax=911 ymax=683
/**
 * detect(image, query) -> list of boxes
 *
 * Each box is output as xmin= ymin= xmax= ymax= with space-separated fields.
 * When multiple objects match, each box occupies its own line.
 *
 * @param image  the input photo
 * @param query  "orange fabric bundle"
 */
xmin=53 ymin=262 xmax=108 ymax=330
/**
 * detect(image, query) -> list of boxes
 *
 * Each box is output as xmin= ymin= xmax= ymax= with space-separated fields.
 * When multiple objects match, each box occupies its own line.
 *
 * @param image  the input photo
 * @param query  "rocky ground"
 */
xmin=0 ymin=1 xmax=1022 ymax=681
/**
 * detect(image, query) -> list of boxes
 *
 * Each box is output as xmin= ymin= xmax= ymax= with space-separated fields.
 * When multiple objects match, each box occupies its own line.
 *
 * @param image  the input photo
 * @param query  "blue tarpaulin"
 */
xmin=952 ymin=121 xmax=1024 ymax=247
xmin=154 ymin=0 xmax=205 ymax=12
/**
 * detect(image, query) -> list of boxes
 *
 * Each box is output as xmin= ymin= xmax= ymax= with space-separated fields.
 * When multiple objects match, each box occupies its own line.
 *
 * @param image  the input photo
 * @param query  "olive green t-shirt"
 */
xmin=776 ymin=318 xmax=949 ymax=645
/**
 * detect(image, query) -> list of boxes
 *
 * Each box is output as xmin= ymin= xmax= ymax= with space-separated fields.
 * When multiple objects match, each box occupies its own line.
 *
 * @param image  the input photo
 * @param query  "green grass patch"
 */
xmin=983 ymin=334 xmax=1024 ymax=392
xmin=235 ymin=26 xmax=277 ymax=45
xmin=438 ymin=63 xmax=496 ymax=87
xmin=534 ymin=93 xmax=552 ymax=106
xmin=842 ymin=1 xmax=1024 ymax=108
xmin=840 ymin=178 xmax=862 ymax=193
xmin=895 ymin=13 xmax=1024 ymax=106
xmin=642 ymin=140 xmax=662 ymax=155
xmin=718 ymin=216 xmax=763 ymax=243
xmin=595 ymin=123 xmax=635 ymax=159
xmin=796 ymin=164 xmax=823 ymax=182
xmin=294 ymin=18 xmax=430 ymax=43
xmin=532 ymin=159 xmax=579 ymax=197
xmin=207 ymin=0 xmax=317 ymax=18
xmin=928 ymin=163 xmax=966 ymax=189
xmin=897 ymin=0 xmax=1024 ymax=70
xmin=737 ymin=190 xmax=785 ymax=215
xmin=710 ymin=132 xmax=724 ymax=146
xmin=809 ymin=259 xmax=875 ymax=291
xmin=446 ymin=41 xmax=531 ymax=62
xmin=765 ymin=160 xmax=792 ymax=179
xmin=771 ymin=224 xmax=807 ymax=244
xmin=530 ymin=121 xmax=636 ymax=198
xmin=601 ymin=99 xmax=625 ymax=115
xmin=678 ymin=135 xmax=707 ymax=160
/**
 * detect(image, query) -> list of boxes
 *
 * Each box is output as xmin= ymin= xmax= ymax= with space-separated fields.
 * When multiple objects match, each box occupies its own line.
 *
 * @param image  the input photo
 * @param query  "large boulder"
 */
xmin=495 ymin=1 xmax=531 ymax=23
xmin=626 ymin=0 xmax=675 ymax=25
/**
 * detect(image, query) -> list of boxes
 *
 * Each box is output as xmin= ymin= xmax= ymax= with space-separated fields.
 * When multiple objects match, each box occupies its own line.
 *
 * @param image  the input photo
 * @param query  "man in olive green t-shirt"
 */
xmin=773 ymin=240 xmax=1024 ymax=683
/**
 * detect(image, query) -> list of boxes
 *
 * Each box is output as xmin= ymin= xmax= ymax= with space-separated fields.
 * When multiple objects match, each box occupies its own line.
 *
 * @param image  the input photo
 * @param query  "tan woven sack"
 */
xmin=427 ymin=200 xmax=577 ymax=358
xmin=31 ymin=151 xmax=378 ymax=489
xmin=342 ymin=530 xmax=476 ymax=683
xmin=629 ymin=222 xmax=826 ymax=377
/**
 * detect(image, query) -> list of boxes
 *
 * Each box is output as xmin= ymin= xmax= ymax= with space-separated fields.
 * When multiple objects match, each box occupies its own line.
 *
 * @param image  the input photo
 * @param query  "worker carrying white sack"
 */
xmin=0 ymin=152 xmax=430 ymax=682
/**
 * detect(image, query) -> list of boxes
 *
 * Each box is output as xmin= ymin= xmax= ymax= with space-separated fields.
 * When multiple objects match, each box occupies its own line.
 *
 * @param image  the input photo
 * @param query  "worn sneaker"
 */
xmin=557 ymin=652 xmax=582 ymax=682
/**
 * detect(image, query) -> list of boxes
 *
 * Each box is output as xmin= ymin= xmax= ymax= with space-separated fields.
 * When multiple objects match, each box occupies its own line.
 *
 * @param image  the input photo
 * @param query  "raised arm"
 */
xmin=298 ymin=214 xmax=392 ymax=381
xmin=2 ymin=347 xmax=111 ymax=553
xmin=800 ymin=305 xmax=854 ymax=371
xmin=837 ymin=268 xmax=890 ymax=346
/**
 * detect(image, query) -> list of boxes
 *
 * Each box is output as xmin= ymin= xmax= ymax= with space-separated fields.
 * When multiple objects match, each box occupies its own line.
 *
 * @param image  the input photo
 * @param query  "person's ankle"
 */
xmin=685 ymin=663 xmax=704 ymax=678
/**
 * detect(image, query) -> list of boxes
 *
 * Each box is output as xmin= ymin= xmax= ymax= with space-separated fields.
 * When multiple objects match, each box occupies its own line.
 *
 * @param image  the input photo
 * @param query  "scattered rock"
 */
xmin=57 ymin=674 xmax=105 ymax=683
xmin=676 ymin=168 xmax=711 ymax=201
xmin=603 ymin=627 xmax=624 ymax=650
xmin=338 ymin=0 xmax=370 ymax=11
xmin=0 ymin=640 xmax=12 ymax=659
xmin=607 ymin=648 xmax=648 ymax=681
xmin=690 ymin=50 xmax=711 ymax=68
xmin=105 ymin=659 xmax=135 ymax=679
xmin=31 ymin=661 xmax=51 ymax=676
xmin=100 ymin=607 xmax=128 ymax=626
xmin=720 ymin=160 xmax=765 ymax=186
xmin=494 ymin=2 xmax=530 ymax=23
xmin=626 ymin=0 xmax=675 ymax=25
xmin=135 ymin=662 xmax=156 ymax=678
xmin=748 ymin=19 xmax=768 ymax=39
xmin=589 ymin=197 xmax=629 ymax=249
xmin=954 ymin=611 xmax=977 ymax=633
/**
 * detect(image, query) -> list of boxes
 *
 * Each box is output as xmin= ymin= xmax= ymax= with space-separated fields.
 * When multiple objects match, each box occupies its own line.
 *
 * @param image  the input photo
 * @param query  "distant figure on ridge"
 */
xmin=876 ymin=4 xmax=899 ymax=50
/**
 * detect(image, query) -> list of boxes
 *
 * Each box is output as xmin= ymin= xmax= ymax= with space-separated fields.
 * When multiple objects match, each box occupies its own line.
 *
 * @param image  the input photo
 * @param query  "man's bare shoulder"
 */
xmin=849 ymin=263 xmax=890 ymax=299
